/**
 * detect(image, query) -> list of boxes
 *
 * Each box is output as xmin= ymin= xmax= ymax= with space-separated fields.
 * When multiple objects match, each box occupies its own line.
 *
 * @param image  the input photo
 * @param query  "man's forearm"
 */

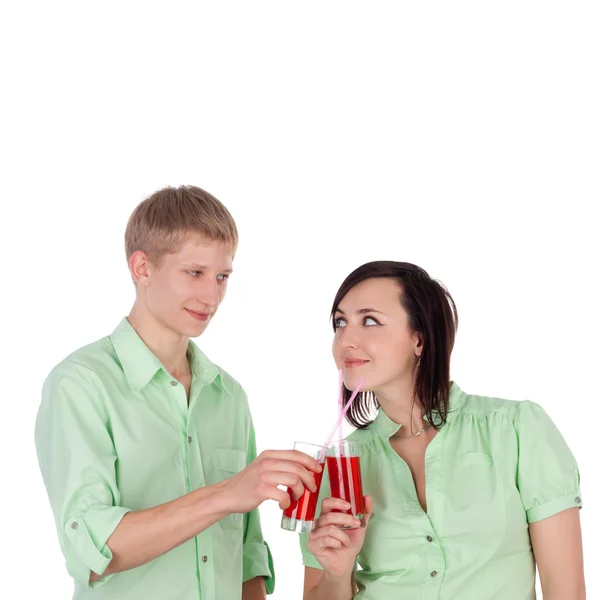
xmin=91 ymin=480 xmax=230 ymax=582
xmin=306 ymin=572 xmax=354 ymax=600
xmin=242 ymin=576 xmax=267 ymax=600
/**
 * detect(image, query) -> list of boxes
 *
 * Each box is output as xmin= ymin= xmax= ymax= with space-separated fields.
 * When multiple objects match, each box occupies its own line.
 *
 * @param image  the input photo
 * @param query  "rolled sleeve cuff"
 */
xmin=300 ymin=544 xmax=356 ymax=574
xmin=243 ymin=541 xmax=275 ymax=594
xmin=64 ymin=505 xmax=131 ymax=587
xmin=301 ymin=551 xmax=324 ymax=570
xmin=526 ymin=492 xmax=583 ymax=523
xmin=299 ymin=532 xmax=323 ymax=570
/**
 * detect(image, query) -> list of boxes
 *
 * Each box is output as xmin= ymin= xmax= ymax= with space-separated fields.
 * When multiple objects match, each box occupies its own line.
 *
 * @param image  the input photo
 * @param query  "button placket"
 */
xmin=186 ymin=382 xmax=212 ymax=590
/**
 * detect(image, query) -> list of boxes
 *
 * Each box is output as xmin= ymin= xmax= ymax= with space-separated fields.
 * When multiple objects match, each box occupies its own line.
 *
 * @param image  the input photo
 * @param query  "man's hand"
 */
xmin=221 ymin=449 xmax=323 ymax=513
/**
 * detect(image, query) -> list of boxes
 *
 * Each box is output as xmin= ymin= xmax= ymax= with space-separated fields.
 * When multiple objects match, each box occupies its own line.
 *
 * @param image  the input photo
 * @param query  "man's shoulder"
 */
xmin=213 ymin=362 xmax=238 ymax=387
xmin=45 ymin=334 xmax=117 ymax=386
xmin=190 ymin=342 xmax=246 ymax=402
xmin=211 ymin=362 xmax=247 ymax=403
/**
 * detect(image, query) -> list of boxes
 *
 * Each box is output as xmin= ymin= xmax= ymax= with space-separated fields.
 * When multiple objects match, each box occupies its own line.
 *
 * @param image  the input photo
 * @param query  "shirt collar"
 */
xmin=370 ymin=381 xmax=466 ymax=439
xmin=110 ymin=317 xmax=230 ymax=394
xmin=187 ymin=339 xmax=231 ymax=394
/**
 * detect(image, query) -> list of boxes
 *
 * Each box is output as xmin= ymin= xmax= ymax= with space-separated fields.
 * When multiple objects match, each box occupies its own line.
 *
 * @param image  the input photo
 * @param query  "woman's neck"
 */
xmin=375 ymin=377 xmax=426 ymax=433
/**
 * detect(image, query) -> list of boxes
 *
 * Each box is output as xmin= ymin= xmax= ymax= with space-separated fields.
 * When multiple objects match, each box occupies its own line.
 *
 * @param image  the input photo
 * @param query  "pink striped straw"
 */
xmin=318 ymin=377 xmax=365 ymax=464
xmin=338 ymin=369 xmax=344 ymax=448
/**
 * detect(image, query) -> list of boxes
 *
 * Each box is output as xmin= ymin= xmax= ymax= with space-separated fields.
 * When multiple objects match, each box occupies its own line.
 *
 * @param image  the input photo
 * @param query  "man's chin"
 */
xmin=184 ymin=319 xmax=211 ymax=338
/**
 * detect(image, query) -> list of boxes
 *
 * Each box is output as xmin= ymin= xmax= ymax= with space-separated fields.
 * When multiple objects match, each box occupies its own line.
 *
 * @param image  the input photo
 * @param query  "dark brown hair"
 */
xmin=332 ymin=261 xmax=458 ymax=430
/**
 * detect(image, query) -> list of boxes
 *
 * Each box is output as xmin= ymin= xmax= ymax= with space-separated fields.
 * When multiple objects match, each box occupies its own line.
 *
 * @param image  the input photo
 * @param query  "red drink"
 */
xmin=326 ymin=440 xmax=365 ymax=528
xmin=281 ymin=442 xmax=326 ymax=533
xmin=327 ymin=455 xmax=364 ymax=517
xmin=282 ymin=469 xmax=324 ymax=522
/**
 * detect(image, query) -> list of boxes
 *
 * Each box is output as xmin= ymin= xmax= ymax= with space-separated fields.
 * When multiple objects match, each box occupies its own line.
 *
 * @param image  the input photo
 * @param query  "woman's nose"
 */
xmin=340 ymin=327 xmax=359 ymax=349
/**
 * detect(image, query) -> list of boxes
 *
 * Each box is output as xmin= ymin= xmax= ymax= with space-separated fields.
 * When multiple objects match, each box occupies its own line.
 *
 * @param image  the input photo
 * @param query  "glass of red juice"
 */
xmin=280 ymin=442 xmax=326 ymax=533
xmin=327 ymin=439 xmax=365 ymax=528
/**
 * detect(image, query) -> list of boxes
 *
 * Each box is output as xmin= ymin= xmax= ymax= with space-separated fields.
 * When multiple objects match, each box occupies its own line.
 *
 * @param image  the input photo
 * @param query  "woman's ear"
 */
xmin=413 ymin=332 xmax=424 ymax=358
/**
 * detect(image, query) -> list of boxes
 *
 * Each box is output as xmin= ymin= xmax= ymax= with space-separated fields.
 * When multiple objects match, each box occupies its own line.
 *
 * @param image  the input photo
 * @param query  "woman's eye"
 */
xmin=334 ymin=317 xmax=347 ymax=329
xmin=364 ymin=317 xmax=379 ymax=326
xmin=217 ymin=274 xmax=230 ymax=282
xmin=187 ymin=270 xmax=200 ymax=277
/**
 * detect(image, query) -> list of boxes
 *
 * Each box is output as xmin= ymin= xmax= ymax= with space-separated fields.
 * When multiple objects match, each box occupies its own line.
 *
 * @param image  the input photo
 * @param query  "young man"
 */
xmin=35 ymin=185 xmax=321 ymax=600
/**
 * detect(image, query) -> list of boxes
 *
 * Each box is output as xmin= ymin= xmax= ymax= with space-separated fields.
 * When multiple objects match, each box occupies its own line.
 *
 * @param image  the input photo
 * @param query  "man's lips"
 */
xmin=344 ymin=359 xmax=369 ymax=368
xmin=185 ymin=308 xmax=210 ymax=321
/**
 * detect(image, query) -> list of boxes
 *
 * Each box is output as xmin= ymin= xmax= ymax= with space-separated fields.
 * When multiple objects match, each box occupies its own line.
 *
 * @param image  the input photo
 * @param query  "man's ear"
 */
xmin=129 ymin=250 xmax=152 ymax=287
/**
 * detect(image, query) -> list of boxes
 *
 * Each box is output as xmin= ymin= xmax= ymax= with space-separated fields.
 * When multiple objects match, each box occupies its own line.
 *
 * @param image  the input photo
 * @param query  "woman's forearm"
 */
xmin=306 ymin=572 xmax=354 ymax=600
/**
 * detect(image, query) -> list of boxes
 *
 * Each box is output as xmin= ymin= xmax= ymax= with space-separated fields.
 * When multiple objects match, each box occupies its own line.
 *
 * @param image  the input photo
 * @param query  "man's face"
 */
xmin=140 ymin=234 xmax=234 ymax=338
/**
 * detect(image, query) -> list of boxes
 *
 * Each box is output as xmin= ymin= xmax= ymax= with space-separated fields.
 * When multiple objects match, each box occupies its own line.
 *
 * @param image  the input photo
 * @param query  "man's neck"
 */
xmin=127 ymin=305 xmax=191 ymax=378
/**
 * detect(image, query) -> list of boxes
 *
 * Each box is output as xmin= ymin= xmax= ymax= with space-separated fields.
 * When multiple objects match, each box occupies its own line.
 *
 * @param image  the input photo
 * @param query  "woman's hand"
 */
xmin=307 ymin=496 xmax=372 ymax=577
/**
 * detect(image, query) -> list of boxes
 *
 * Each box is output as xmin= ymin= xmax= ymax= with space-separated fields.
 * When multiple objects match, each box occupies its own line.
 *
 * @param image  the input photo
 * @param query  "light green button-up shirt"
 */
xmin=301 ymin=383 xmax=582 ymax=599
xmin=35 ymin=318 xmax=274 ymax=600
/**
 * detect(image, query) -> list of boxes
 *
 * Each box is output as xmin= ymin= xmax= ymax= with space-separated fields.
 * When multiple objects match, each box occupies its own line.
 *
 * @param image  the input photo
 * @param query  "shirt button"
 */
xmin=201 ymin=555 xmax=208 ymax=563
xmin=170 ymin=380 xmax=178 ymax=386
xmin=575 ymin=496 xmax=581 ymax=504
xmin=71 ymin=522 xmax=79 ymax=530
xmin=426 ymin=535 xmax=433 ymax=542
xmin=430 ymin=571 xmax=438 ymax=578
xmin=188 ymin=436 xmax=192 ymax=444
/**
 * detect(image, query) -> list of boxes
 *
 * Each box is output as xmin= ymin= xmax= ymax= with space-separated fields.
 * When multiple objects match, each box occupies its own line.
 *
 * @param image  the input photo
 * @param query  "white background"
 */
xmin=1 ymin=1 xmax=598 ymax=598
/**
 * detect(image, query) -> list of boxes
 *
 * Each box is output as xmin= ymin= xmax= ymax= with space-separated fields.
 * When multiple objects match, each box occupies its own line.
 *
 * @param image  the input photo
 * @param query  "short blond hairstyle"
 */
xmin=125 ymin=185 xmax=238 ymax=264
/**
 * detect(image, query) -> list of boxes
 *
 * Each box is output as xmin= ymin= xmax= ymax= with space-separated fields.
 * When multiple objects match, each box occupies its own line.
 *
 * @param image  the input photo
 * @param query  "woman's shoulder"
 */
xmin=346 ymin=427 xmax=373 ymax=443
xmin=454 ymin=384 xmax=526 ymax=419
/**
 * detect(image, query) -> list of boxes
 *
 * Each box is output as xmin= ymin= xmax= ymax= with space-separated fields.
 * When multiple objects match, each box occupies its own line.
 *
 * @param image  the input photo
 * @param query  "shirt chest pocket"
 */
xmin=449 ymin=452 xmax=495 ymax=507
xmin=213 ymin=448 xmax=245 ymax=530
xmin=444 ymin=451 xmax=505 ymax=535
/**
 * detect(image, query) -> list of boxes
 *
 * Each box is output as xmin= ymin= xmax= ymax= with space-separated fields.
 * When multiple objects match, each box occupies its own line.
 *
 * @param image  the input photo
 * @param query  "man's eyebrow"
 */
xmin=182 ymin=263 xmax=233 ymax=273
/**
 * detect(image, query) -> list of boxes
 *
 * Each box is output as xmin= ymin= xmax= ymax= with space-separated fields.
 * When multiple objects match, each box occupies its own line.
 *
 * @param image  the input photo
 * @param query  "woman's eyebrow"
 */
xmin=335 ymin=307 xmax=385 ymax=315
xmin=357 ymin=308 xmax=385 ymax=315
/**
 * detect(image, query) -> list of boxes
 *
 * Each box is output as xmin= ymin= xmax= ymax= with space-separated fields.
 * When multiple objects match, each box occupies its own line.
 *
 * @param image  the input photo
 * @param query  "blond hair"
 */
xmin=125 ymin=185 xmax=238 ymax=264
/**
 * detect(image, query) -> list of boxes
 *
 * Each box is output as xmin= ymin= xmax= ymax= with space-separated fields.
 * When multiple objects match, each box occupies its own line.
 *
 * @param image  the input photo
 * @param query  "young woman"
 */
xmin=301 ymin=261 xmax=585 ymax=600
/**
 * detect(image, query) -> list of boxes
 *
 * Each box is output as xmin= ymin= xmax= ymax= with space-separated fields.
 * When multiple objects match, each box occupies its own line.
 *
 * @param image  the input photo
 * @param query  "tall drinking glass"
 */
xmin=327 ymin=439 xmax=365 ymax=528
xmin=280 ymin=442 xmax=325 ymax=533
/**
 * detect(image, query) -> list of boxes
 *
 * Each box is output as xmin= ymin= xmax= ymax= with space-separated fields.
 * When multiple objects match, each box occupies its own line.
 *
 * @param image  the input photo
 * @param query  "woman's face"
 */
xmin=332 ymin=277 xmax=422 ymax=394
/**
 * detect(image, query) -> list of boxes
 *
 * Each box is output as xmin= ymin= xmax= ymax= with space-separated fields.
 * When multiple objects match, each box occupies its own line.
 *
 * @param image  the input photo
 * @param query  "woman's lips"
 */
xmin=344 ymin=359 xmax=369 ymax=368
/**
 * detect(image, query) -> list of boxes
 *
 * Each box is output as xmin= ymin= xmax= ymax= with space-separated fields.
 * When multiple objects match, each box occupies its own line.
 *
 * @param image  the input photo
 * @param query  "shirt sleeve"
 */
xmin=241 ymin=405 xmax=275 ymax=594
xmin=515 ymin=400 xmax=582 ymax=523
xmin=35 ymin=369 xmax=132 ymax=589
